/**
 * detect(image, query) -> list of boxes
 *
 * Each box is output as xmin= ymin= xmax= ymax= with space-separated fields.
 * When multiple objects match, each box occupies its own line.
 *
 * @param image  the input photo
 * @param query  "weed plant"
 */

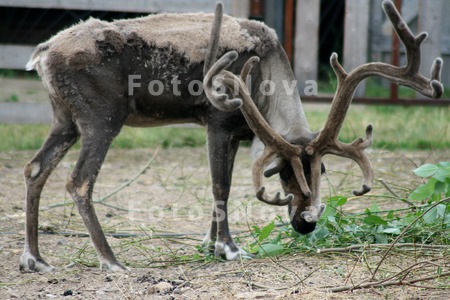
xmin=249 ymin=162 xmax=450 ymax=257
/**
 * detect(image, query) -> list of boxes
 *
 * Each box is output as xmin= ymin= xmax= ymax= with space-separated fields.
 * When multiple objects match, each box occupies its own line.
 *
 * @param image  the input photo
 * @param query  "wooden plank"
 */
xmin=0 ymin=0 xmax=232 ymax=13
xmin=294 ymin=0 xmax=320 ymax=95
xmin=0 ymin=45 xmax=35 ymax=70
xmin=284 ymin=0 xmax=295 ymax=64
xmin=230 ymin=0 xmax=249 ymax=18
xmin=0 ymin=103 xmax=52 ymax=124
xmin=417 ymin=0 xmax=443 ymax=99
xmin=264 ymin=0 xmax=284 ymax=43
xmin=343 ymin=0 xmax=370 ymax=97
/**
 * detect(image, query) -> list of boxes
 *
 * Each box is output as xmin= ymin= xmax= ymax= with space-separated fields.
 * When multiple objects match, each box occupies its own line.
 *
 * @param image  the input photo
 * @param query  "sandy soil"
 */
xmin=0 ymin=146 xmax=449 ymax=299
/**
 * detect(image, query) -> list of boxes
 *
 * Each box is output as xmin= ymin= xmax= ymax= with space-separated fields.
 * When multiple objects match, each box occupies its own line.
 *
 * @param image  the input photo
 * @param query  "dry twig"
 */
xmin=328 ymin=271 xmax=450 ymax=293
xmin=318 ymin=243 xmax=449 ymax=254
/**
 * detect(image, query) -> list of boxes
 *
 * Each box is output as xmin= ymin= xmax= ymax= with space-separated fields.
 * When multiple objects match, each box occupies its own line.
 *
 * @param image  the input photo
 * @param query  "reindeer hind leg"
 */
xmin=65 ymin=112 xmax=128 ymax=271
xmin=21 ymin=99 xmax=79 ymax=272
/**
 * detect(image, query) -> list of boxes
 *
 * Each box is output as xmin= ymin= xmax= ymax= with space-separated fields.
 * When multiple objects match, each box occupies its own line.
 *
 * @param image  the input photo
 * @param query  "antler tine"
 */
xmin=203 ymin=2 xmax=223 ymax=76
xmin=333 ymin=125 xmax=374 ymax=196
xmin=253 ymin=148 xmax=294 ymax=206
xmin=240 ymin=56 xmax=260 ymax=82
xmin=430 ymin=58 xmax=444 ymax=98
xmin=382 ymin=0 xmax=443 ymax=98
xmin=203 ymin=51 xmax=243 ymax=112
xmin=330 ymin=52 xmax=347 ymax=83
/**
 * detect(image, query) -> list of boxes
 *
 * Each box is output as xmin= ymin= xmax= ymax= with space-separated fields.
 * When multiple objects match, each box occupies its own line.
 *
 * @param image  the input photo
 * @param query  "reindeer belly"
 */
xmin=124 ymin=94 xmax=207 ymax=127
xmin=121 ymin=44 xmax=208 ymax=127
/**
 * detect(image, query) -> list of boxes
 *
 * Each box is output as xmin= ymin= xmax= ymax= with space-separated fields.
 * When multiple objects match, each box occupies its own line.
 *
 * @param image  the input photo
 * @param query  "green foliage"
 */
xmin=409 ymin=162 xmax=450 ymax=202
xmin=0 ymin=69 xmax=40 ymax=80
xmin=0 ymin=125 xmax=206 ymax=151
xmin=250 ymin=217 xmax=291 ymax=257
xmin=1 ymin=94 xmax=19 ymax=102
xmin=249 ymin=163 xmax=450 ymax=257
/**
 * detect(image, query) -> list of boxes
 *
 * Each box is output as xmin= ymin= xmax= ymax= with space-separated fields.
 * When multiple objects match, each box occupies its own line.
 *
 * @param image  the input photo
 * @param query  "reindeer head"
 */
xmin=203 ymin=0 xmax=443 ymax=234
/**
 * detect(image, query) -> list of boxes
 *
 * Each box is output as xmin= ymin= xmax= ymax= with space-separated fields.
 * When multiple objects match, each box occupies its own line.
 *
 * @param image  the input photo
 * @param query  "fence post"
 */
xmin=294 ymin=0 xmax=320 ymax=95
xmin=231 ymin=0 xmax=250 ymax=18
xmin=343 ymin=0 xmax=370 ymax=98
xmin=417 ymin=0 xmax=443 ymax=99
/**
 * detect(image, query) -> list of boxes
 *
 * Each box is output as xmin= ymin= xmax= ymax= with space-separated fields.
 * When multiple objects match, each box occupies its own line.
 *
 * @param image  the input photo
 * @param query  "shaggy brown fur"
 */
xmin=27 ymin=13 xmax=278 ymax=71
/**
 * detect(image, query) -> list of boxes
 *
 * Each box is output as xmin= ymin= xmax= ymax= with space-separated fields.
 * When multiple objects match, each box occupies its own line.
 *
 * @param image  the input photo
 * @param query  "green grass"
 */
xmin=0 ymin=105 xmax=448 ymax=152
xmin=113 ymin=126 xmax=206 ymax=149
xmin=306 ymin=105 xmax=450 ymax=150
xmin=0 ymin=69 xmax=40 ymax=80
xmin=0 ymin=125 xmax=207 ymax=152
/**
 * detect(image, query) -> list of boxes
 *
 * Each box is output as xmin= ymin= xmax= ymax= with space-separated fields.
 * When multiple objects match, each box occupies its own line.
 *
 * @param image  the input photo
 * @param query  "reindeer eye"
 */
xmin=279 ymin=165 xmax=294 ymax=185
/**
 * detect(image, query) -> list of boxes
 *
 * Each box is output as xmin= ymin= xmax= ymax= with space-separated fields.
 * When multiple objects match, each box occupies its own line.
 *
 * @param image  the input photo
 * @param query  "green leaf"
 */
xmin=386 ymin=210 xmax=395 ymax=220
xmin=364 ymin=215 xmax=388 ymax=226
xmin=414 ymin=164 xmax=440 ymax=178
xmin=369 ymin=203 xmax=381 ymax=213
xmin=258 ymin=243 xmax=287 ymax=257
xmin=271 ymin=232 xmax=282 ymax=244
xmin=321 ymin=205 xmax=336 ymax=219
xmin=436 ymin=204 xmax=447 ymax=218
xmin=408 ymin=180 xmax=435 ymax=201
xmin=375 ymin=234 xmax=388 ymax=244
xmin=382 ymin=227 xmax=401 ymax=234
xmin=437 ymin=162 xmax=450 ymax=168
xmin=423 ymin=206 xmax=439 ymax=224
xmin=328 ymin=196 xmax=347 ymax=207
xmin=251 ymin=225 xmax=261 ymax=235
xmin=259 ymin=221 xmax=275 ymax=242
xmin=434 ymin=181 xmax=447 ymax=195
xmin=433 ymin=168 xmax=450 ymax=182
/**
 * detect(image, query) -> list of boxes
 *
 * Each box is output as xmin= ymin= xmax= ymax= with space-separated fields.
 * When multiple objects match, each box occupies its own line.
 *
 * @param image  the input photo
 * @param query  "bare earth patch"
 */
xmin=0 ymin=147 xmax=449 ymax=299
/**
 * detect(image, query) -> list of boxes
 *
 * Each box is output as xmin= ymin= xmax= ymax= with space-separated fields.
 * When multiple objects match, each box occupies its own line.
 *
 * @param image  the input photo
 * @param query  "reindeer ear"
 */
xmin=263 ymin=157 xmax=286 ymax=178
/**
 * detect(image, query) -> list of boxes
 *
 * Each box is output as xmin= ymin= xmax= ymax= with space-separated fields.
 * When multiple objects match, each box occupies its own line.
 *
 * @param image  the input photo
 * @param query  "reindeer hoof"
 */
xmin=20 ymin=252 xmax=55 ymax=273
xmin=100 ymin=261 xmax=129 ymax=272
xmin=214 ymin=241 xmax=254 ymax=260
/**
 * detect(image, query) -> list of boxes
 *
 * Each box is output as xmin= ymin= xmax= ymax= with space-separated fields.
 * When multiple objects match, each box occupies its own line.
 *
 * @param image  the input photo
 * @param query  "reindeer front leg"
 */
xmin=205 ymin=126 xmax=249 ymax=260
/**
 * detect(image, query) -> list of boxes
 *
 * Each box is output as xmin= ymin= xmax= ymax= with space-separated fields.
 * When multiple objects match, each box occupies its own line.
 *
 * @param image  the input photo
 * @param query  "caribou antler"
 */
xmin=204 ymin=51 xmax=312 ymax=205
xmin=306 ymin=0 xmax=443 ymax=197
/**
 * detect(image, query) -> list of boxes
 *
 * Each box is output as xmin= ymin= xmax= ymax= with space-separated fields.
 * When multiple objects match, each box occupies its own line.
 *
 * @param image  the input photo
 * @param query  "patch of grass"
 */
xmin=0 ymin=125 xmax=50 ymax=151
xmin=0 ymin=125 xmax=206 ymax=152
xmin=0 ymin=69 xmax=40 ymax=80
xmin=306 ymin=105 xmax=450 ymax=150
xmin=1 ymin=94 xmax=19 ymax=102
xmin=0 ymin=105 xmax=448 ymax=152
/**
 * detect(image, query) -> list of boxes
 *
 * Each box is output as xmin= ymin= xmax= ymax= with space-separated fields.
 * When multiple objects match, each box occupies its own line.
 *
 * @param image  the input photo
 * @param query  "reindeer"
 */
xmin=21 ymin=0 xmax=442 ymax=272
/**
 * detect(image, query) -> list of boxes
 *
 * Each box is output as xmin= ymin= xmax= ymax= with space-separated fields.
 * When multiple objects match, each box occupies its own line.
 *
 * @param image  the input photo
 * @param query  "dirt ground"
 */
xmin=0 ymin=146 xmax=449 ymax=299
